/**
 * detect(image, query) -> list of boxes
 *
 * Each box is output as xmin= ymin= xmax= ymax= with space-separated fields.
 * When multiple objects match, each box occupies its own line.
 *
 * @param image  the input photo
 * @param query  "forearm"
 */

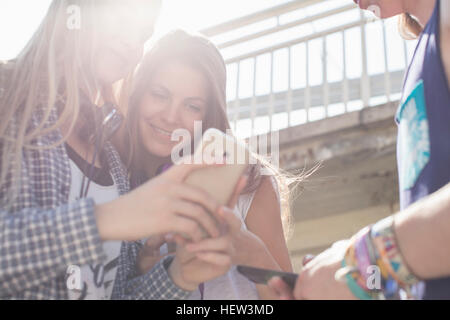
xmin=251 ymin=247 xmax=285 ymax=300
xmin=394 ymin=183 xmax=450 ymax=279
xmin=120 ymin=256 xmax=191 ymax=300
xmin=95 ymin=194 xmax=130 ymax=241
xmin=235 ymin=240 xmax=286 ymax=300
xmin=112 ymin=241 xmax=191 ymax=300
xmin=0 ymin=198 xmax=106 ymax=296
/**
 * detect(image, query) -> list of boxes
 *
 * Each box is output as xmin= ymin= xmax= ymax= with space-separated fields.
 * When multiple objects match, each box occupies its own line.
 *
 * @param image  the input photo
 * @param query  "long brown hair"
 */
xmin=0 ymin=1 xmax=107 ymax=207
xmin=398 ymin=13 xmax=424 ymax=40
xmin=119 ymin=29 xmax=302 ymax=239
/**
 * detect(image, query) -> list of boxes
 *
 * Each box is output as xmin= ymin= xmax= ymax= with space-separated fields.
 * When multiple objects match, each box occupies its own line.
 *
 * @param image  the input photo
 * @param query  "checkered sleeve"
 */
xmin=113 ymin=240 xmax=191 ymax=300
xmin=122 ymin=255 xmax=192 ymax=300
xmin=0 ymin=197 xmax=106 ymax=297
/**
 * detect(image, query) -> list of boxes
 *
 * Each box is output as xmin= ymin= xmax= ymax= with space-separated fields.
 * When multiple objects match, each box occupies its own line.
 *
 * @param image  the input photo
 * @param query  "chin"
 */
xmin=380 ymin=11 xmax=397 ymax=19
xmin=100 ymin=72 xmax=127 ymax=85
xmin=146 ymin=144 xmax=173 ymax=159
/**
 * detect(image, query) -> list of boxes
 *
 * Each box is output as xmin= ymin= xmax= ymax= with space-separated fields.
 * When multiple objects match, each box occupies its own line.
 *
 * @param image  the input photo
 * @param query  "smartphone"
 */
xmin=237 ymin=265 xmax=299 ymax=290
xmin=184 ymin=128 xmax=249 ymax=206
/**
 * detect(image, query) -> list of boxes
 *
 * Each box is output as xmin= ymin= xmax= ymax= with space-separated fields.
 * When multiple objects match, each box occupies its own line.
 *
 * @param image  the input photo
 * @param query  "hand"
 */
xmin=96 ymin=160 xmax=224 ymax=242
xmin=137 ymin=174 xmax=250 ymax=278
xmin=137 ymin=235 xmax=175 ymax=275
xmin=183 ymin=175 xmax=266 ymax=265
xmin=185 ymin=208 xmax=268 ymax=266
xmin=167 ymin=210 xmax=236 ymax=291
xmin=268 ymin=240 xmax=356 ymax=300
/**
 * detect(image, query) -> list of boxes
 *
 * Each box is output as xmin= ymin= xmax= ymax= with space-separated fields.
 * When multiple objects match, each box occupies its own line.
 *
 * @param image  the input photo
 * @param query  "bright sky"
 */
xmin=0 ymin=0 xmax=291 ymax=61
xmin=0 ymin=0 xmax=417 ymax=138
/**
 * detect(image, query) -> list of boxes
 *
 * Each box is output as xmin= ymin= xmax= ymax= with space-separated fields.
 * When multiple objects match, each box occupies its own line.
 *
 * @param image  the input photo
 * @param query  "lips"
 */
xmin=151 ymin=124 xmax=172 ymax=136
xmin=353 ymin=0 xmax=366 ymax=9
xmin=146 ymin=121 xmax=175 ymax=141
xmin=110 ymin=47 xmax=126 ymax=65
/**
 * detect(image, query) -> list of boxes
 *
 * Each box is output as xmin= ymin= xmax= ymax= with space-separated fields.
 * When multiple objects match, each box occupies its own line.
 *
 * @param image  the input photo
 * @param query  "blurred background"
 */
xmin=1 ymin=0 xmax=412 ymax=272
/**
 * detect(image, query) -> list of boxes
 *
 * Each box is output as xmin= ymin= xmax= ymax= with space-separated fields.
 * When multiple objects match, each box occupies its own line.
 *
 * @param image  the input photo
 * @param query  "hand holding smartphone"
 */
xmin=237 ymin=265 xmax=299 ymax=290
xmin=184 ymin=128 xmax=250 ymax=206
xmin=177 ymin=129 xmax=250 ymax=239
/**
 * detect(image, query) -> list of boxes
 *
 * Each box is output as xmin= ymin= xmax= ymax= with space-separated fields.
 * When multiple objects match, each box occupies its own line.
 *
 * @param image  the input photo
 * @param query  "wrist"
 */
xmin=95 ymin=196 xmax=128 ymax=241
xmin=167 ymin=256 xmax=198 ymax=292
xmin=95 ymin=202 xmax=114 ymax=241
xmin=245 ymin=239 xmax=280 ymax=270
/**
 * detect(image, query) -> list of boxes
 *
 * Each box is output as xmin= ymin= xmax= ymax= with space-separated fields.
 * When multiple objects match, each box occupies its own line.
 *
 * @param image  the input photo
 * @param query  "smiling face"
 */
xmin=138 ymin=60 xmax=209 ymax=157
xmin=354 ymin=0 xmax=404 ymax=18
xmin=93 ymin=0 xmax=162 ymax=85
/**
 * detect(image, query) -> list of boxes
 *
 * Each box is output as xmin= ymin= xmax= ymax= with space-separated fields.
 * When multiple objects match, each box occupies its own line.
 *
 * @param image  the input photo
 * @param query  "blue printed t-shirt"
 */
xmin=396 ymin=0 xmax=450 ymax=299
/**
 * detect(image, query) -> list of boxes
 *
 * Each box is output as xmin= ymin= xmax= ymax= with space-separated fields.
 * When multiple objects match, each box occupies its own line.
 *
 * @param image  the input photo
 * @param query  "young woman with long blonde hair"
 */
xmin=0 ymin=0 xmax=238 ymax=300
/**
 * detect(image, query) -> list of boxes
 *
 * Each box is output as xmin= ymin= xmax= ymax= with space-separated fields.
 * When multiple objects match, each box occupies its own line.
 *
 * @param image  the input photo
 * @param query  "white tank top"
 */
xmin=66 ymin=159 xmax=121 ymax=300
xmin=185 ymin=175 xmax=281 ymax=300
xmin=187 ymin=190 xmax=259 ymax=300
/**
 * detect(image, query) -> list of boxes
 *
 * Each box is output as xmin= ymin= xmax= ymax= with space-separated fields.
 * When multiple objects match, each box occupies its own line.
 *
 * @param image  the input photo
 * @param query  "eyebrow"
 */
xmin=150 ymin=84 xmax=207 ymax=103
xmin=149 ymin=84 xmax=169 ymax=93
xmin=185 ymin=97 xmax=207 ymax=104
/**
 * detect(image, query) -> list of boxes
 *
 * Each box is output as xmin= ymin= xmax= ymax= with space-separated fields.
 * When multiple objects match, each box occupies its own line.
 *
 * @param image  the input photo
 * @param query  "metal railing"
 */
xmin=201 ymin=0 xmax=416 ymax=138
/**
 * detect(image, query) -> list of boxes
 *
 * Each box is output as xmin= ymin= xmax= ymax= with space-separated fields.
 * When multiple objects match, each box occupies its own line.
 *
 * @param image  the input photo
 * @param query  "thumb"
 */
xmin=218 ymin=206 xmax=242 ymax=233
xmin=164 ymin=158 xmax=225 ymax=182
xmin=144 ymin=235 xmax=166 ymax=249
xmin=141 ymin=235 xmax=166 ymax=255
xmin=268 ymin=277 xmax=295 ymax=300
xmin=302 ymin=254 xmax=315 ymax=267
xmin=227 ymin=175 xmax=248 ymax=208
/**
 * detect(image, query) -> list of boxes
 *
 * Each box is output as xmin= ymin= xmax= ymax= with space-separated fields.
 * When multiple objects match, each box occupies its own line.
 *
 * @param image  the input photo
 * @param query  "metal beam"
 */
xmin=224 ymin=18 xmax=374 ymax=64
xmin=226 ymin=70 xmax=404 ymax=120
xmin=277 ymin=100 xmax=399 ymax=149
xmin=217 ymin=4 xmax=356 ymax=49
xmin=201 ymin=0 xmax=323 ymax=37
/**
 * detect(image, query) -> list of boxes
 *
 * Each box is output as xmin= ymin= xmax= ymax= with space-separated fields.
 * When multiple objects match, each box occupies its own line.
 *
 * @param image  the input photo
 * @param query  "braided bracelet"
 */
xmin=335 ymin=217 xmax=420 ymax=300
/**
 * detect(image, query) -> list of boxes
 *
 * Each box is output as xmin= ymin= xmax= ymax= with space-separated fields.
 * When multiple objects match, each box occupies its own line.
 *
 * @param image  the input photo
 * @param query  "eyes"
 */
xmin=187 ymin=103 xmax=202 ymax=112
xmin=150 ymin=90 xmax=168 ymax=101
xmin=140 ymin=26 xmax=155 ymax=43
xmin=149 ymin=89 xmax=204 ymax=113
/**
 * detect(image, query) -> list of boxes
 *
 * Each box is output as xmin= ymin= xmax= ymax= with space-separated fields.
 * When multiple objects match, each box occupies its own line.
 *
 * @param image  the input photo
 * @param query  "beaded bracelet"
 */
xmin=335 ymin=233 xmax=378 ymax=299
xmin=335 ymin=216 xmax=420 ymax=300
xmin=371 ymin=216 xmax=419 ymax=298
xmin=340 ymin=259 xmax=373 ymax=300
xmin=371 ymin=216 xmax=419 ymax=285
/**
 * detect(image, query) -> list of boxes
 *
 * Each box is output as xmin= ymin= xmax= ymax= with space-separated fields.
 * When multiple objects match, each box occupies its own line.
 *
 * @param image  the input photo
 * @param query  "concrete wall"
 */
xmin=274 ymin=102 xmax=400 ymax=272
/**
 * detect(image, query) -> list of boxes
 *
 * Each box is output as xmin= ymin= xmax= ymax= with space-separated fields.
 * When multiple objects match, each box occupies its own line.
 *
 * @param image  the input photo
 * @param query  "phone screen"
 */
xmin=237 ymin=265 xmax=298 ymax=290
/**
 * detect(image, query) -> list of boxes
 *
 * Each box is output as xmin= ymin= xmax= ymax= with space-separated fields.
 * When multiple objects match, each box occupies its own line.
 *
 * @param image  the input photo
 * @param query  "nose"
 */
xmin=123 ymin=38 xmax=144 ymax=55
xmin=117 ymin=31 xmax=144 ymax=54
xmin=118 ymin=37 xmax=144 ymax=70
xmin=161 ymin=101 xmax=180 ymax=126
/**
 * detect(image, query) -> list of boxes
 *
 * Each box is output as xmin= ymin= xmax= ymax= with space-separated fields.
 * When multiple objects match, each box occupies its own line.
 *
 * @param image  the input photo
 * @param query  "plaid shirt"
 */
xmin=0 ymin=104 xmax=191 ymax=300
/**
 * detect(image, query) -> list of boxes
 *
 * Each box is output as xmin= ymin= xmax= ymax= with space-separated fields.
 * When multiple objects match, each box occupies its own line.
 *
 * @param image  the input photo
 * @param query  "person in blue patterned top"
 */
xmin=0 ymin=0 xmax=236 ymax=299
xmin=269 ymin=0 xmax=450 ymax=300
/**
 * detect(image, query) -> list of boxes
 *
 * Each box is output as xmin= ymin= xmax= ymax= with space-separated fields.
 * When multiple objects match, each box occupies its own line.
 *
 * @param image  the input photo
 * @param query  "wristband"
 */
xmin=371 ymin=216 xmax=419 ymax=286
xmin=341 ymin=259 xmax=373 ymax=300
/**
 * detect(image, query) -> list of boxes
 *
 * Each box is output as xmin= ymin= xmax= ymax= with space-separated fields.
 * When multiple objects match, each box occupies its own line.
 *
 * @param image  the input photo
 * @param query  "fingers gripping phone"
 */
xmin=184 ymin=128 xmax=250 ymax=206
xmin=237 ymin=265 xmax=299 ymax=290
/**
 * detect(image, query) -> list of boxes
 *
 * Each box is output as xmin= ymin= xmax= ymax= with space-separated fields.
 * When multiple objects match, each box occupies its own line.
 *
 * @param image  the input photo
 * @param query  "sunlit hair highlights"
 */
xmin=398 ymin=13 xmax=424 ymax=40
xmin=120 ymin=29 xmax=307 ymax=240
xmin=0 ymin=0 xmax=132 ymax=207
